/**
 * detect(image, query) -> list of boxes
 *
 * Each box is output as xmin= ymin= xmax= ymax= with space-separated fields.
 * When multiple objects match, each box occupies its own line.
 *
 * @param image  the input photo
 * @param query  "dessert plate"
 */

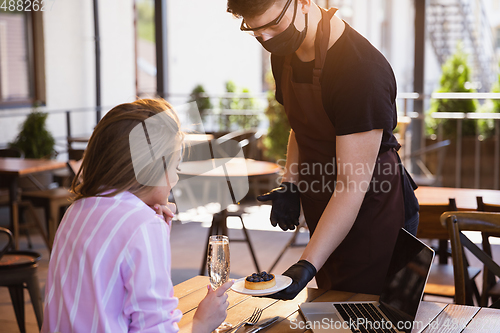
xmin=231 ymin=275 xmax=293 ymax=296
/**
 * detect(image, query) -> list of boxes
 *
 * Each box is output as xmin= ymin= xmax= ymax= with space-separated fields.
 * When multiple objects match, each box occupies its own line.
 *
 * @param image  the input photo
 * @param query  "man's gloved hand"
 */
xmin=256 ymin=182 xmax=300 ymax=231
xmin=267 ymin=260 xmax=317 ymax=300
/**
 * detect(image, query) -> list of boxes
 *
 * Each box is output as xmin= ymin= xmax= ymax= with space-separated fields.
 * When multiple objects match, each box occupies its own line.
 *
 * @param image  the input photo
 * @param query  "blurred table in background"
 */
xmin=177 ymin=158 xmax=281 ymax=275
xmin=0 ymin=158 xmax=67 ymax=249
xmin=415 ymin=186 xmax=500 ymax=209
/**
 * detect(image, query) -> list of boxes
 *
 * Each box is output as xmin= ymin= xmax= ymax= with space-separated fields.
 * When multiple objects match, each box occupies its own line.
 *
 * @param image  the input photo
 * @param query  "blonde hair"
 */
xmin=71 ymin=99 xmax=183 ymax=201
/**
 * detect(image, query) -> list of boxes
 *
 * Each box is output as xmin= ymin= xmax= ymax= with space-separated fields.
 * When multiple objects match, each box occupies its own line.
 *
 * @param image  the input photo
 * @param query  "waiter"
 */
xmin=227 ymin=0 xmax=419 ymax=299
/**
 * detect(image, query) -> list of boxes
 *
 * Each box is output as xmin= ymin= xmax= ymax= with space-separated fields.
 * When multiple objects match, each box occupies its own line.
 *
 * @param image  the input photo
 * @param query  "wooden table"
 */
xmin=174 ymin=276 xmax=500 ymax=332
xmin=178 ymin=158 xmax=281 ymax=178
xmin=178 ymin=158 xmax=281 ymax=275
xmin=415 ymin=186 xmax=500 ymax=209
xmin=415 ymin=186 xmax=500 ymax=264
xmin=0 ymin=158 xmax=67 ymax=249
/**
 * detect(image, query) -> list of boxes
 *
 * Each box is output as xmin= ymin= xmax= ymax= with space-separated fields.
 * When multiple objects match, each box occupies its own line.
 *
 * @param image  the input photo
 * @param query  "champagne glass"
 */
xmin=207 ymin=235 xmax=231 ymax=331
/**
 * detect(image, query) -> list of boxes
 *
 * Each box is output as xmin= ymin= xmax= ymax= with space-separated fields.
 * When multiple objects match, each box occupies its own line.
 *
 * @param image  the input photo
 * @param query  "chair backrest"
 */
xmin=408 ymin=139 xmax=451 ymax=159
xmin=68 ymin=148 xmax=85 ymax=161
xmin=407 ymin=140 xmax=451 ymax=186
xmin=417 ymin=198 xmax=457 ymax=240
xmin=67 ymin=159 xmax=83 ymax=185
xmin=440 ymin=211 xmax=500 ymax=305
xmin=475 ymin=196 xmax=500 ymax=257
xmin=214 ymin=129 xmax=262 ymax=160
xmin=0 ymin=148 xmax=23 ymax=158
xmin=476 ymin=196 xmax=500 ymax=305
xmin=0 ymin=227 xmax=13 ymax=259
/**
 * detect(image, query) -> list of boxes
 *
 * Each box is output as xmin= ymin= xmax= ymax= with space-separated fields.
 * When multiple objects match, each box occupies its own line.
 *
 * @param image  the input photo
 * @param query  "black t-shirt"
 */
xmin=271 ymin=21 xmax=399 ymax=153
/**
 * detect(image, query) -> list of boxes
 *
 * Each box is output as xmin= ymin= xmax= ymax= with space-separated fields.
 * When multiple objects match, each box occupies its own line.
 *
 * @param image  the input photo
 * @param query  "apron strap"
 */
xmin=313 ymin=7 xmax=337 ymax=85
xmin=285 ymin=7 xmax=338 ymax=74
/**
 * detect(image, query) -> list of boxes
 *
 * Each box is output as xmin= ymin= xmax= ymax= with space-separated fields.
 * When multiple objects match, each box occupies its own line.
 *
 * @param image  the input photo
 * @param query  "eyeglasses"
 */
xmin=240 ymin=0 xmax=295 ymax=35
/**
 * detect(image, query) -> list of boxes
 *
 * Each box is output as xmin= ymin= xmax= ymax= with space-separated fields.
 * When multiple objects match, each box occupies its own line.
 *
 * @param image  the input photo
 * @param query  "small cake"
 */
xmin=245 ymin=271 xmax=276 ymax=290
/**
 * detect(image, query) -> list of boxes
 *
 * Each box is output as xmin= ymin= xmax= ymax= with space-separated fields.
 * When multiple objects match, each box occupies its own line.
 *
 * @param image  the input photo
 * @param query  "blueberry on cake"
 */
xmin=244 ymin=271 xmax=276 ymax=290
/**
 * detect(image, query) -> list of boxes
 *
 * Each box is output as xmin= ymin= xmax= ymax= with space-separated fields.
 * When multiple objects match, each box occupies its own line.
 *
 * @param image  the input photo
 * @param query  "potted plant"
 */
xmin=10 ymin=109 xmax=56 ymax=190
xmin=10 ymin=110 xmax=55 ymax=159
xmin=190 ymin=84 xmax=212 ymax=122
xmin=426 ymin=43 xmax=478 ymax=137
xmin=219 ymin=81 xmax=260 ymax=131
xmin=263 ymin=73 xmax=290 ymax=162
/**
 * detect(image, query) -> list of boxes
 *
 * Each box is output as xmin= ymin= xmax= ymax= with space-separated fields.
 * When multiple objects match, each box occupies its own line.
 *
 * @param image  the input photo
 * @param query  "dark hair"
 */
xmin=71 ymin=98 xmax=183 ymax=201
xmin=227 ymin=0 xmax=285 ymax=18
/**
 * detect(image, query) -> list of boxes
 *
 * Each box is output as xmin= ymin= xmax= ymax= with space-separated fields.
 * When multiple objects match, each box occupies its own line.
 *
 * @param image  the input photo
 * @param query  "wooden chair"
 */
xmin=53 ymin=149 xmax=85 ymax=186
xmin=68 ymin=148 xmax=85 ymax=161
xmin=476 ymin=196 xmax=500 ymax=306
xmin=404 ymin=140 xmax=451 ymax=186
xmin=213 ymin=129 xmax=263 ymax=161
xmin=0 ymin=190 xmax=51 ymax=251
xmin=417 ymin=198 xmax=481 ymax=300
xmin=0 ymin=147 xmax=51 ymax=249
xmin=0 ymin=227 xmax=43 ymax=332
xmin=441 ymin=211 xmax=500 ymax=306
xmin=21 ymin=160 xmax=81 ymax=249
xmin=0 ymin=148 xmax=24 ymax=158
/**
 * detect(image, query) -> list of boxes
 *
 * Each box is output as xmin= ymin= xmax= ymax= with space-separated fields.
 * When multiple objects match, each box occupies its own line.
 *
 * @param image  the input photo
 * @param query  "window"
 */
xmin=0 ymin=10 xmax=44 ymax=107
xmin=135 ymin=0 xmax=156 ymax=97
xmin=380 ymin=0 xmax=392 ymax=60
xmin=496 ymin=26 xmax=500 ymax=50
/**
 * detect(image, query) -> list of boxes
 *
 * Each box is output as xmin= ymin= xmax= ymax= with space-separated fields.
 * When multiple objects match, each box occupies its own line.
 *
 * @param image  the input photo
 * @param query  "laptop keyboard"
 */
xmin=334 ymin=303 xmax=398 ymax=333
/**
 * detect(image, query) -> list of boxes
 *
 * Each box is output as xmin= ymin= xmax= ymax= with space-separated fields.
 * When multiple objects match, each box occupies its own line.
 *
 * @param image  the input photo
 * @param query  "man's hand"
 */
xmin=267 ymin=260 xmax=316 ymax=300
xmin=257 ymin=182 xmax=300 ymax=231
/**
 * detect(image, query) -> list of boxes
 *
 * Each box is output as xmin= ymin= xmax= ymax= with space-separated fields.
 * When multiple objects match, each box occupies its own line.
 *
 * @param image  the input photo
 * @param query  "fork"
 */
xmin=227 ymin=307 xmax=263 ymax=333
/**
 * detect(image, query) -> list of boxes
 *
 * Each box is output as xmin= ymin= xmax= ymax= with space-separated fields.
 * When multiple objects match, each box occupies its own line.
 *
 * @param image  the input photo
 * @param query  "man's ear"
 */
xmin=299 ymin=0 xmax=312 ymax=14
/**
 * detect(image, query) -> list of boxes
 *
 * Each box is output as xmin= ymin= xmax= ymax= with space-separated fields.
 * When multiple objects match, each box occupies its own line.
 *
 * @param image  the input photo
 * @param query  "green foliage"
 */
xmin=263 ymin=73 xmax=290 ymax=161
xmin=190 ymin=84 xmax=212 ymax=121
xmin=10 ymin=110 xmax=55 ymax=159
xmin=136 ymin=0 xmax=155 ymax=42
xmin=492 ymin=69 xmax=500 ymax=113
xmin=477 ymin=69 xmax=500 ymax=137
xmin=427 ymin=44 xmax=478 ymax=137
xmin=219 ymin=81 xmax=260 ymax=130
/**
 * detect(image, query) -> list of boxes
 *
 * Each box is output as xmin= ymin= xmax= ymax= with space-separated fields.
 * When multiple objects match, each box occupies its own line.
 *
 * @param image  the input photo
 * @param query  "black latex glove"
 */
xmin=267 ymin=260 xmax=317 ymax=300
xmin=256 ymin=182 xmax=300 ymax=231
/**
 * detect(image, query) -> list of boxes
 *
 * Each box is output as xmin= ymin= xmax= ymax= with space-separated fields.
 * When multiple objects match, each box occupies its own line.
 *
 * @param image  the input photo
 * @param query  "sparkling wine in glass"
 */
xmin=207 ymin=235 xmax=231 ymax=332
xmin=207 ymin=235 xmax=230 ymax=289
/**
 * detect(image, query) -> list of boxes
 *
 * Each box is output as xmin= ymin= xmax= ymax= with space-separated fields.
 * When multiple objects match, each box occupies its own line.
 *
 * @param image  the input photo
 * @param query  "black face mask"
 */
xmin=257 ymin=13 xmax=308 ymax=56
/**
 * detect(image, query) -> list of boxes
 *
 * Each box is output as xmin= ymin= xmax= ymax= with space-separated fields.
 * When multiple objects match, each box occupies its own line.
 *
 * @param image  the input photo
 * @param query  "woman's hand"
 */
xmin=153 ymin=202 xmax=176 ymax=225
xmin=192 ymin=280 xmax=234 ymax=333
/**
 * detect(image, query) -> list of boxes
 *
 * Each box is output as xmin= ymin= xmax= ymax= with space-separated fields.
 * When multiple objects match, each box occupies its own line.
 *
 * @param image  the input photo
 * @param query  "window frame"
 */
xmin=0 ymin=11 xmax=45 ymax=109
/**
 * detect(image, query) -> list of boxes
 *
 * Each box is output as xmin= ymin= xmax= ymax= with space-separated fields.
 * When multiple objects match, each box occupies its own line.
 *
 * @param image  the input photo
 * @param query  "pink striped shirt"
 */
xmin=42 ymin=191 xmax=182 ymax=333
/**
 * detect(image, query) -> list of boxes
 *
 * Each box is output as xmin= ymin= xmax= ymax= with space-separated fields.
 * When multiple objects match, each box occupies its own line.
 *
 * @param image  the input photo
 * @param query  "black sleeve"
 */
xmin=324 ymin=61 xmax=397 ymax=136
xmin=271 ymin=54 xmax=285 ymax=105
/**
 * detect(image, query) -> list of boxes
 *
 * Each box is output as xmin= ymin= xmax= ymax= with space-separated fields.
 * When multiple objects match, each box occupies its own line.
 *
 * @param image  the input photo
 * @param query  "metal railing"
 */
xmin=1 ymin=92 xmax=500 ymax=190
xmin=397 ymin=92 xmax=500 ymax=189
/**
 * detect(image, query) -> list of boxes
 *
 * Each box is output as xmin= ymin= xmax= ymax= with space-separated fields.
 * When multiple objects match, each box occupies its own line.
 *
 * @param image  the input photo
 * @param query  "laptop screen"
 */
xmin=379 ymin=228 xmax=435 ymax=330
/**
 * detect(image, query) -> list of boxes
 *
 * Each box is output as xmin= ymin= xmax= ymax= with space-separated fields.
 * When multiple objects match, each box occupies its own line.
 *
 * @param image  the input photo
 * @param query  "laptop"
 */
xmin=299 ymin=228 xmax=435 ymax=333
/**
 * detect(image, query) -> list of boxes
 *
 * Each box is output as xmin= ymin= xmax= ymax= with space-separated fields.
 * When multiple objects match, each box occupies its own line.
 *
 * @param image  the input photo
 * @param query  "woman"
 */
xmin=42 ymin=99 xmax=232 ymax=333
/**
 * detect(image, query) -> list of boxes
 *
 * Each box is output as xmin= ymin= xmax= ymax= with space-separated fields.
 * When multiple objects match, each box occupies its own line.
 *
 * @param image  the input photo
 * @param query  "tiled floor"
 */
xmin=1 ymin=202 xmax=498 ymax=332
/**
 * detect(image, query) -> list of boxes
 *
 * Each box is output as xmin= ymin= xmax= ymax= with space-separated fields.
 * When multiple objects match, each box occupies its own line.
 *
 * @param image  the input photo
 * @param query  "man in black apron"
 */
xmin=227 ymin=0 xmax=419 ymax=300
